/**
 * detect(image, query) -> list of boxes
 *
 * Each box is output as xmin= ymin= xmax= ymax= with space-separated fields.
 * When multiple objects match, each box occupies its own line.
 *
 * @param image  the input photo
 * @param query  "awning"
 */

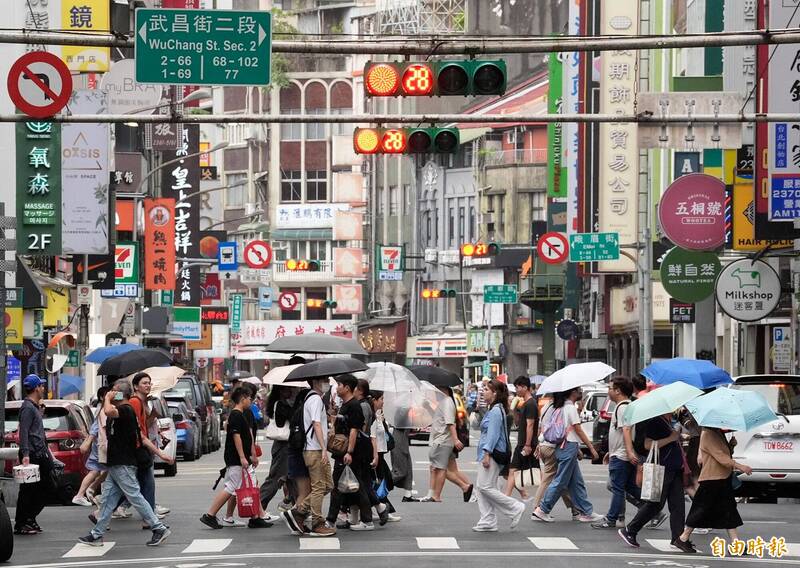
xmin=270 ymin=228 xmax=333 ymax=240
xmin=458 ymin=127 xmax=490 ymax=144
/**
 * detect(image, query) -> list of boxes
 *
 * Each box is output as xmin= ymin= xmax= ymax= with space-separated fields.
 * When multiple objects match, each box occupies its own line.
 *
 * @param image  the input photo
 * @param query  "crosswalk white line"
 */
xmin=299 ymin=537 xmax=341 ymax=550
xmin=416 ymin=537 xmax=459 ymax=549
xmin=62 ymin=542 xmax=116 ymax=558
xmin=182 ymin=539 xmax=233 ymax=554
xmin=528 ymin=537 xmax=578 ymax=550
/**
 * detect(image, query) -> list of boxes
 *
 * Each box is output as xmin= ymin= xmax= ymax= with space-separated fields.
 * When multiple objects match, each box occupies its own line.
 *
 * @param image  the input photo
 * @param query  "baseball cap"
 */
xmin=23 ymin=374 xmax=45 ymax=390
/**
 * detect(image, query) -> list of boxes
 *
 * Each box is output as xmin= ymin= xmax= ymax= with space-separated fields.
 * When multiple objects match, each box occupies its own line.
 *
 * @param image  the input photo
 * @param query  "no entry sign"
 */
xmin=7 ymin=52 xmax=73 ymax=118
xmin=537 ymin=232 xmax=569 ymax=264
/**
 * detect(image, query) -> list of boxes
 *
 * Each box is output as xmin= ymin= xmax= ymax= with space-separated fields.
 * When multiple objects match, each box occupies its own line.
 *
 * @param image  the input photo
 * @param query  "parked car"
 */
xmin=3 ymin=400 xmax=89 ymax=503
xmin=579 ymin=387 xmax=608 ymax=456
xmin=165 ymin=398 xmax=201 ymax=461
xmin=731 ymin=375 xmax=800 ymax=498
xmin=164 ymin=375 xmax=220 ymax=454
xmin=149 ymin=394 xmax=177 ymax=477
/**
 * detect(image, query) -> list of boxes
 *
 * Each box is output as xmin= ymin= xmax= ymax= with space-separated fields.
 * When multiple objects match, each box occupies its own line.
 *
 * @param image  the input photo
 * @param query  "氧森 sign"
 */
xmin=658 ymin=173 xmax=725 ymax=251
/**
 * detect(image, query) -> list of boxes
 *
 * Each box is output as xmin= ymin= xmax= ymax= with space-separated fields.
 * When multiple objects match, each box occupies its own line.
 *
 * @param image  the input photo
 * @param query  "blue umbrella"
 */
xmin=641 ymin=358 xmax=732 ymax=390
xmin=58 ymin=374 xmax=85 ymax=398
xmin=86 ymin=343 xmax=143 ymax=364
xmin=685 ymin=388 xmax=778 ymax=431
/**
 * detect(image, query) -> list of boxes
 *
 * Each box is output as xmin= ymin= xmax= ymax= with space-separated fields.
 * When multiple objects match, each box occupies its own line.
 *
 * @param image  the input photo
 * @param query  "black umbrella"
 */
xmin=97 ymin=348 xmax=172 ymax=376
xmin=409 ymin=366 xmax=462 ymax=388
xmin=266 ymin=334 xmax=368 ymax=356
xmin=285 ymin=358 xmax=367 ymax=382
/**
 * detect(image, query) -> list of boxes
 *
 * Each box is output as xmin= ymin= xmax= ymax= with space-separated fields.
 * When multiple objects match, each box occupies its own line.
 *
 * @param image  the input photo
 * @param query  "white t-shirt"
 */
xmin=563 ymin=400 xmax=582 ymax=444
xmin=303 ymin=393 xmax=327 ymax=451
xmin=608 ymin=400 xmax=631 ymax=461
xmin=430 ymin=397 xmax=456 ymax=447
xmin=370 ymin=409 xmax=388 ymax=454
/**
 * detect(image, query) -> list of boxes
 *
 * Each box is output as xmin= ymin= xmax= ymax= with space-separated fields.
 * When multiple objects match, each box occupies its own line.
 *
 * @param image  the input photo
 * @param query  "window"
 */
xmin=448 ymin=207 xmax=455 ymax=245
xmin=306 ymin=170 xmax=327 ymax=201
xmin=458 ymin=206 xmax=465 ymax=243
xmin=497 ymin=195 xmax=505 ymax=234
xmin=425 ymin=213 xmax=432 ymax=245
xmin=225 ymin=173 xmax=246 ymax=209
xmin=469 ymin=206 xmax=476 ymax=241
xmin=305 ymin=109 xmax=326 ymax=140
xmin=308 ymin=240 xmax=327 ymax=261
xmin=378 ymin=187 xmax=385 ymax=215
xmin=226 ymin=124 xmax=247 ymax=146
xmin=280 ymin=109 xmax=301 ymax=140
xmin=463 ymin=143 xmax=474 ymax=168
xmin=305 ymin=287 xmax=328 ymax=320
xmin=530 ymin=191 xmax=547 ymax=222
xmin=330 ymin=108 xmax=352 ymax=136
xmin=281 ymin=170 xmax=302 ymax=202
xmin=273 ymin=241 xmax=288 ymax=261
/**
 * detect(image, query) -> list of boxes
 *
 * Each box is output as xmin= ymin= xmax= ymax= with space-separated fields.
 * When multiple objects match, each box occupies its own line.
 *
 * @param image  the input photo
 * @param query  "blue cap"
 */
xmin=22 ymin=374 xmax=45 ymax=390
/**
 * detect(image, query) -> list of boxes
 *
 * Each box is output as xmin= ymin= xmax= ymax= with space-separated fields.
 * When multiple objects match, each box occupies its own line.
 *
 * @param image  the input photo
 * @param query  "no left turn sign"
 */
xmin=7 ymin=52 xmax=73 ymax=118
xmin=279 ymin=292 xmax=298 ymax=312
xmin=537 ymin=232 xmax=569 ymax=264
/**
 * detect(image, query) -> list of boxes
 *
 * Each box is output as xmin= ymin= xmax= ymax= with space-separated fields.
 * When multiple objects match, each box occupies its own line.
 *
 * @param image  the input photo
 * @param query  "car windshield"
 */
xmin=734 ymin=381 xmax=800 ymax=415
xmin=4 ymin=407 xmax=71 ymax=433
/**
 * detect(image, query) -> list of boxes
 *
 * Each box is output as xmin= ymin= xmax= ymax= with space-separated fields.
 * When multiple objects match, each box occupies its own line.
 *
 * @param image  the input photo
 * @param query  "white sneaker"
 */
xmin=576 ymin=512 xmax=604 ymax=523
xmin=349 ymin=522 xmax=375 ymax=531
xmin=262 ymin=512 xmax=281 ymax=523
xmin=72 ymin=496 xmax=93 ymax=507
xmin=386 ymin=513 xmax=402 ymax=522
xmin=472 ymin=525 xmax=498 ymax=532
xmin=510 ymin=504 xmax=525 ymax=530
xmin=155 ymin=505 xmax=170 ymax=515
xmin=468 ymin=495 xmax=478 ymax=503
xmin=220 ymin=517 xmax=246 ymax=527
xmin=112 ymin=507 xmax=132 ymax=519
xmin=694 ymin=527 xmax=711 ymax=535
xmin=532 ymin=507 xmax=554 ymax=523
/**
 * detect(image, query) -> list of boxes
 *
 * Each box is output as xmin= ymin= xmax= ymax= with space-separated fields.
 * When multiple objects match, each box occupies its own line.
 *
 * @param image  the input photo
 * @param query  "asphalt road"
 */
xmin=6 ymin=438 xmax=800 ymax=568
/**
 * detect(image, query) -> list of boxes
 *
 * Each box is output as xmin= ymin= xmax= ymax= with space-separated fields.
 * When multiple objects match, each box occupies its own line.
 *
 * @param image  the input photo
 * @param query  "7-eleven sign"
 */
xmin=379 ymin=245 xmax=404 ymax=272
xmin=115 ymin=242 xmax=139 ymax=284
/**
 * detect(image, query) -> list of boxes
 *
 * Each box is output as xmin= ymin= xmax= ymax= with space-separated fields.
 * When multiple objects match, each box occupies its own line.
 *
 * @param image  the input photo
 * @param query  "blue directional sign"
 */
xmin=6 ymin=356 xmax=21 ymax=382
xmin=218 ymin=241 xmax=238 ymax=272
xmin=258 ymin=286 xmax=273 ymax=310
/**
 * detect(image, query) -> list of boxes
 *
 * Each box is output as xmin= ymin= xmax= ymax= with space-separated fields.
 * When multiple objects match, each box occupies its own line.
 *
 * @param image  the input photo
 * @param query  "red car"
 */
xmin=4 ymin=400 xmax=90 ymax=503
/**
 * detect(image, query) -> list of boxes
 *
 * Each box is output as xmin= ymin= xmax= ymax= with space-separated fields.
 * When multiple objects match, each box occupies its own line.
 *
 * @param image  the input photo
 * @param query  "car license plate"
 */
xmin=763 ymin=440 xmax=794 ymax=452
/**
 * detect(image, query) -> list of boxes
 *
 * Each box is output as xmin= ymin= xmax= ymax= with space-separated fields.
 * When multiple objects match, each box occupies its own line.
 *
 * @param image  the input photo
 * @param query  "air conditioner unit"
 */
xmin=244 ymin=202 xmax=258 ymax=215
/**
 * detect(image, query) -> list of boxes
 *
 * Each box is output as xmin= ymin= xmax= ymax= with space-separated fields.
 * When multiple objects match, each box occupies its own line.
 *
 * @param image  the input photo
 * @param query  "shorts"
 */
xmin=85 ymin=457 xmax=107 ymax=473
xmin=288 ymin=449 xmax=309 ymax=479
xmin=223 ymin=465 xmax=244 ymax=495
xmin=428 ymin=444 xmax=455 ymax=470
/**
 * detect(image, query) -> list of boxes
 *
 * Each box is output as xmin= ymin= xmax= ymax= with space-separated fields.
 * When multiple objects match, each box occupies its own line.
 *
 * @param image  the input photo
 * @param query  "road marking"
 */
xmin=786 ymin=543 xmax=800 ymax=557
xmin=182 ymin=539 xmax=233 ymax=554
xmin=528 ymin=537 xmax=578 ymax=550
xmin=416 ymin=537 xmax=459 ymax=549
xmin=645 ymin=539 xmax=704 ymax=553
xmin=62 ymin=542 xmax=116 ymax=558
xmin=299 ymin=537 xmax=341 ymax=550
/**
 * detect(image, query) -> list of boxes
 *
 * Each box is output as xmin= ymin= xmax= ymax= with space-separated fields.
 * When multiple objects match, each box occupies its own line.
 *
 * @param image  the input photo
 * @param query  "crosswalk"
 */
xmin=58 ymin=535 xmax=800 ymax=559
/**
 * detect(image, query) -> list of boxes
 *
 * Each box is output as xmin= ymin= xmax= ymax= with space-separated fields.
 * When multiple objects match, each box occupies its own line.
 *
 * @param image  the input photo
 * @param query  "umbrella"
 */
xmin=138 ymin=366 xmax=185 ymax=394
xmin=641 ymin=358 xmax=733 ymax=390
xmin=536 ymin=362 xmax=615 ymax=395
xmin=384 ymin=380 xmax=451 ymax=429
xmin=240 ymin=376 xmax=262 ymax=386
xmin=263 ymin=365 xmax=309 ymax=388
xmin=285 ymin=357 xmax=367 ymax=382
xmin=409 ymin=366 xmax=461 ymax=388
xmin=365 ymin=362 xmax=422 ymax=393
xmin=685 ymin=388 xmax=778 ymax=431
xmin=58 ymin=374 xmax=84 ymax=398
xmin=266 ymin=334 xmax=368 ymax=356
xmin=97 ymin=348 xmax=172 ymax=376
xmin=624 ymin=381 xmax=704 ymax=426
xmin=86 ymin=343 xmax=143 ymax=364
xmin=226 ymin=370 xmax=252 ymax=381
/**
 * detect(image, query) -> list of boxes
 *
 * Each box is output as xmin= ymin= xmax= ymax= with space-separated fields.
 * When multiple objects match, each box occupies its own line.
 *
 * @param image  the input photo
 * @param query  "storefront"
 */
xmin=405 ymin=333 xmax=467 ymax=376
xmin=357 ymin=317 xmax=408 ymax=364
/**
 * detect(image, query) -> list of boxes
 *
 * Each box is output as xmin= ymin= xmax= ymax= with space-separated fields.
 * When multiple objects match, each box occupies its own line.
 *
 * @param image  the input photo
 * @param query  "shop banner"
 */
xmin=333 ymin=284 xmax=363 ymax=315
xmin=61 ymin=0 xmax=110 ymax=71
xmin=144 ymin=198 xmax=177 ymax=291
xmin=547 ymin=52 xmax=565 ymax=198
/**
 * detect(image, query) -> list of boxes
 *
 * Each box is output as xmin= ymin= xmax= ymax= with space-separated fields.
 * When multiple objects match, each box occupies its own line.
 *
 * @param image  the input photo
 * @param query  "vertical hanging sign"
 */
xmin=598 ymin=0 xmax=639 ymax=272
xmin=144 ymin=198 xmax=177 ymax=291
xmin=61 ymin=0 xmax=110 ymax=72
xmin=162 ymin=124 xmax=201 ymax=305
xmin=16 ymin=120 xmax=61 ymax=255
xmin=563 ymin=0 xmax=581 ymax=233
xmin=547 ymin=52 xmax=565 ymax=198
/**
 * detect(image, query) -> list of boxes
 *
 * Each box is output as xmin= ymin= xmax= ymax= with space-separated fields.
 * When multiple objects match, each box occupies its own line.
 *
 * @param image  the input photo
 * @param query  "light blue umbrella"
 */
xmin=685 ymin=388 xmax=778 ymax=431
xmin=58 ymin=374 xmax=85 ymax=398
xmin=86 ymin=343 xmax=142 ymax=364
xmin=624 ymin=381 xmax=704 ymax=426
xmin=641 ymin=358 xmax=732 ymax=390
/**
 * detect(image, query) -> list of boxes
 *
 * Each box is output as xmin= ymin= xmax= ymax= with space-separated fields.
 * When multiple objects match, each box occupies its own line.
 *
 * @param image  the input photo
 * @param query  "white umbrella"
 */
xmin=240 ymin=376 xmax=262 ymax=386
xmin=383 ymin=380 xmax=450 ymax=429
xmin=536 ymin=362 xmax=615 ymax=395
xmin=262 ymin=364 xmax=309 ymax=388
xmin=365 ymin=362 xmax=422 ymax=393
xmin=134 ymin=366 xmax=184 ymax=394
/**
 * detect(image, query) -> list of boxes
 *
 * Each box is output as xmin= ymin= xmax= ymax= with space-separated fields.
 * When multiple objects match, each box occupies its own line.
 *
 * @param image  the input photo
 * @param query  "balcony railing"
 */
xmin=272 ymin=260 xmax=356 ymax=282
xmin=482 ymin=148 xmax=548 ymax=166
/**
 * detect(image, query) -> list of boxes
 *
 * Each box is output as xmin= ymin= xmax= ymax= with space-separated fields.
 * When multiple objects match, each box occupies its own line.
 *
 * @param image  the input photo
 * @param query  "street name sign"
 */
xmin=483 ymin=284 xmax=518 ymax=304
xmin=135 ymin=9 xmax=272 ymax=86
xmin=569 ymin=232 xmax=620 ymax=262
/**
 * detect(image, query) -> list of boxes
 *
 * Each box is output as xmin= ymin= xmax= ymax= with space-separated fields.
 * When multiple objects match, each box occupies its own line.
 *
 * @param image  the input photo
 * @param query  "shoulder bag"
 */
xmin=490 ymin=407 xmax=512 ymax=466
xmin=265 ymin=402 xmax=290 ymax=442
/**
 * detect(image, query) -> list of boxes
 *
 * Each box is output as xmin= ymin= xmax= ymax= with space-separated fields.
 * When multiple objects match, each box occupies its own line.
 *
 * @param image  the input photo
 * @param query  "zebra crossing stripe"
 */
xmin=299 ymin=537 xmax=341 ymax=550
xmin=528 ymin=537 xmax=578 ymax=550
xmin=62 ymin=542 xmax=116 ymax=558
xmin=182 ymin=539 xmax=233 ymax=554
xmin=416 ymin=537 xmax=459 ymax=549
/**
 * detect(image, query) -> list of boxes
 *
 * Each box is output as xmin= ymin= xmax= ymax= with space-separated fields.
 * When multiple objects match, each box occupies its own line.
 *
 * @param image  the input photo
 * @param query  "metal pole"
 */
xmin=3 ymin=28 xmax=800 ymax=53
xmin=0 ymin=203 xmax=6 ymax=436
xmin=78 ymin=255 xmax=89 ymax=379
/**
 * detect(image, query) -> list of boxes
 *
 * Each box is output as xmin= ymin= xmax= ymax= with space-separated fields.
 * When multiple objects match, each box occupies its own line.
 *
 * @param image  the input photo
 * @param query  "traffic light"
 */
xmin=364 ymin=60 xmax=507 ymax=97
xmin=460 ymin=242 xmax=500 ymax=257
xmin=286 ymin=259 xmax=320 ymax=271
xmin=353 ymin=127 xmax=460 ymax=155
xmin=307 ymin=299 xmax=337 ymax=309
xmin=421 ymin=288 xmax=457 ymax=299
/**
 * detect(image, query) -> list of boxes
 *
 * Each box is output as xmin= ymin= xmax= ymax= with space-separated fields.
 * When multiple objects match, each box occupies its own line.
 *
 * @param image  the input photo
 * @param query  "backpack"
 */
xmin=542 ymin=406 xmax=567 ymax=445
xmin=288 ymin=391 xmax=319 ymax=451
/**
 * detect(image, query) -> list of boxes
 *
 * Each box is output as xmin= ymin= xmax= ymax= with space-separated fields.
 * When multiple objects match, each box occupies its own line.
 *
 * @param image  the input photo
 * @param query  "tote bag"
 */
xmin=236 ymin=469 xmax=263 ymax=518
xmin=265 ymin=403 xmax=290 ymax=441
xmin=640 ymin=441 xmax=665 ymax=502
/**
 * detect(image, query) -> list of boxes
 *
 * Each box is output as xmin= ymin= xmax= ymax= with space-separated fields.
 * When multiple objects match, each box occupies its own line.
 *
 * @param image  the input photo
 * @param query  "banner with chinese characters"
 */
xmin=547 ymin=51 xmax=565 ymax=198
xmin=144 ymin=199 xmax=176 ymax=291
xmin=61 ymin=0 xmax=110 ymax=71
xmin=16 ymin=120 xmax=61 ymax=256
xmin=276 ymin=203 xmax=350 ymax=229
xmin=242 ymin=320 xmax=353 ymax=346
xmin=333 ymin=284 xmax=363 ymax=315
xmin=162 ymin=125 xmax=201 ymax=305
xmin=598 ymin=0 xmax=639 ymax=272
xmin=62 ymin=90 xmax=110 ymax=254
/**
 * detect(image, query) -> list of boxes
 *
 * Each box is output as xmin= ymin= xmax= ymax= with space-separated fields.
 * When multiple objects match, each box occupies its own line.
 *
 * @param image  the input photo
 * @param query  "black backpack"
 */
xmin=288 ymin=391 xmax=319 ymax=451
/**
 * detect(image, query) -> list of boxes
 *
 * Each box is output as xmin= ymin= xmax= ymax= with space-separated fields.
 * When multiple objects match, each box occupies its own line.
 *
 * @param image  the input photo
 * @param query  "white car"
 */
xmin=149 ymin=395 xmax=178 ymax=477
xmin=731 ymin=375 xmax=800 ymax=498
xmin=579 ymin=387 xmax=608 ymax=451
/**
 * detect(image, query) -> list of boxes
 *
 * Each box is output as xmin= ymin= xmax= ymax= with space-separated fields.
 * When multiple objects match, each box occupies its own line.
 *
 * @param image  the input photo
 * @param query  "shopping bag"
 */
xmin=236 ymin=468 xmax=263 ymax=518
xmin=337 ymin=465 xmax=360 ymax=494
xmin=640 ymin=441 xmax=665 ymax=502
xmin=374 ymin=478 xmax=389 ymax=500
xmin=514 ymin=463 xmax=542 ymax=491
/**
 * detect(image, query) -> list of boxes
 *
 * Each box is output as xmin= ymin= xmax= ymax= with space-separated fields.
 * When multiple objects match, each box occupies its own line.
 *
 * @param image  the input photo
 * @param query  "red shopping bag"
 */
xmin=236 ymin=469 xmax=262 ymax=519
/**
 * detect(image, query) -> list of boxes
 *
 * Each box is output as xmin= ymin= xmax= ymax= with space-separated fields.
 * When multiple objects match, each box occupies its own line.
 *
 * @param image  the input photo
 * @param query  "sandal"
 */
xmin=419 ymin=496 xmax=442 ymax=502
xmin=14 ymin=525 xmax=38 ymax=536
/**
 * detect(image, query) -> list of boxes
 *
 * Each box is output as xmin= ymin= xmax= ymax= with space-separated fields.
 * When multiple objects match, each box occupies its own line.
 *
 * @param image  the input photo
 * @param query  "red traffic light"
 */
xmin=401 ymin=63 xmax=434 ymax=95
xmin=366 ymin=63 xmax=401 ymax=96
xmin=381 ymin=129 xmax=407 ymax=154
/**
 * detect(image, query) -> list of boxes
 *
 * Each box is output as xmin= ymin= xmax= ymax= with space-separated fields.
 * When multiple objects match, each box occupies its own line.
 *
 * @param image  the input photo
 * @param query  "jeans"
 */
xmin=539 ymin=442 xmax=593 ymax=515
xmin=606 ymin=457 xmax=641 ymax=522
xmin=92 ymin=465 xmax=165 ymax=539
xmin=299 ymin=450 xmax=333 ymax=528
xmin=626 ymin=467 xmax=686 ymax=542
xmin=15 ymin=456 xmax=54 ymax=528
xmin=475 ymin=457 xmax=525 ymax=529
xmin=117 ymin=462 xmax=155 ymax=512
xmin=260 ymin=441 xmax=291 ymax=510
